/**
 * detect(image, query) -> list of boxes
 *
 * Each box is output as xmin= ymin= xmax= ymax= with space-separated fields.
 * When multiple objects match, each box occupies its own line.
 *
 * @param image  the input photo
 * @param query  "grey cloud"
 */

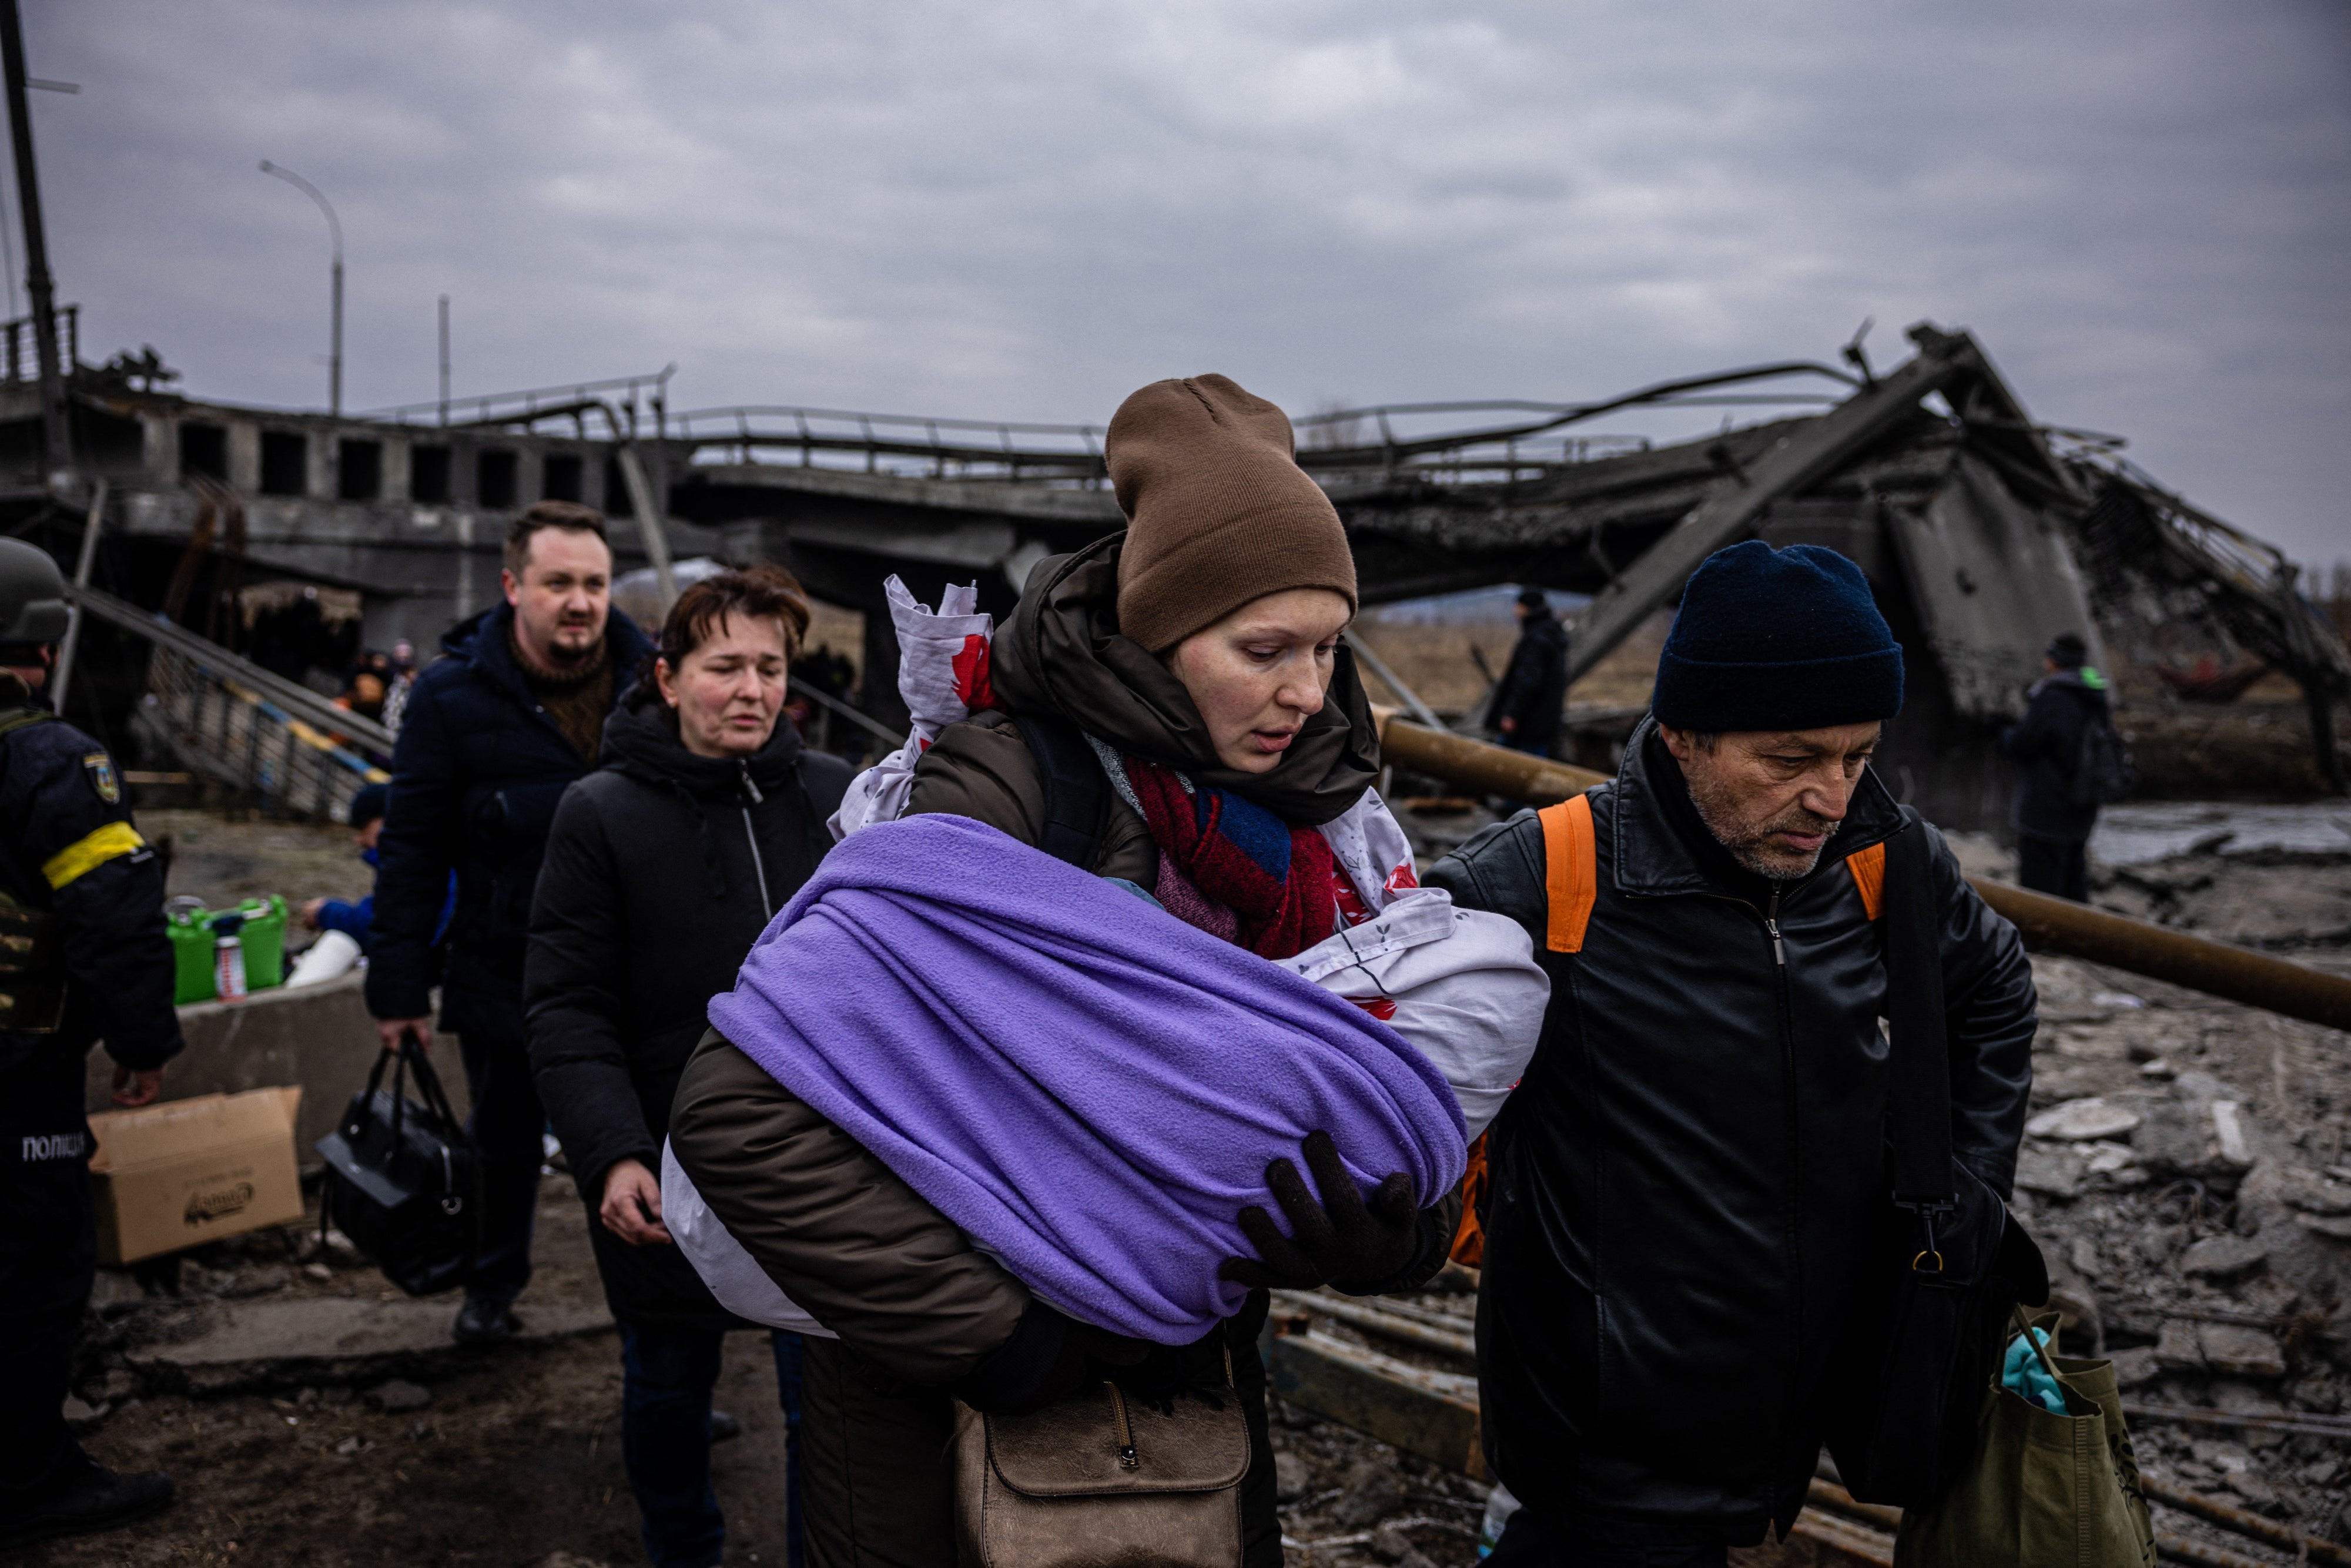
xmin=22 ymin=0 xmax=2351 ymax=561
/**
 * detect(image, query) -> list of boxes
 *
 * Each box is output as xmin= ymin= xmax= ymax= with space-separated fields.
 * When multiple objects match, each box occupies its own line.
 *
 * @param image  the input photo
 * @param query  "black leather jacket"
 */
xmin=1428 ymin=722 xmax=2034 ymax=1543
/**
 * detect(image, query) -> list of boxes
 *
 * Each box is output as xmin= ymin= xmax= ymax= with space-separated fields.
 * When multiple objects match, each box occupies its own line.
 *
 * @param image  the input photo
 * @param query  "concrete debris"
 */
xmin=1334 ymin=1456 xmax=1409 ymax=1529
xmin=366 ymin=1379 xmax=432 ymax=1413
xmin=1274 ymin=1450 xmax=1310 ymax=1503
xmin=61 ymin=1395 xmax=104 ymax=1432
xmin=2199 ymin=1325 xmax=2289 ymax=1380
xmin=2213 ymin=1101 xmax=2255 ymax=1168
xmin=2015 ymin=1144 xmax=2085 ymax=1199
xmin=2028 ymin=1097 xmax=2144 ymax=1141
xmin=2179 ymin=1235 xmax=2270 ymax=1281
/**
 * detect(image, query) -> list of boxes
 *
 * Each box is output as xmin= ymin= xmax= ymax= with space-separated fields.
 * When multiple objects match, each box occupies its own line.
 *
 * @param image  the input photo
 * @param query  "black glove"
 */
xmin=1217 ymin=1130 xmax=1419 ymax=1292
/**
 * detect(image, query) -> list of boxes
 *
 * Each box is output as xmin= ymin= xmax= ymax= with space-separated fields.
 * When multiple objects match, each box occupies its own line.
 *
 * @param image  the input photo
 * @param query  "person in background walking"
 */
xmin=2000 ymin=632 xmax=2112 ymax=903
xmin=528 ymin=566 xmax=851 ymax=1568
xmin=366 ymin=501 xmax=652 ymax=1346
xmin=1486 ymin=586 xmax=1569 ymax=756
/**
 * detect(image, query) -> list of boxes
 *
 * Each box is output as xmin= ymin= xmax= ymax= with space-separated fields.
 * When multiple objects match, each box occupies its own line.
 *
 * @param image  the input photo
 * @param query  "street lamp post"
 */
xmin=259 ymin=160 xmax=342 ymax=416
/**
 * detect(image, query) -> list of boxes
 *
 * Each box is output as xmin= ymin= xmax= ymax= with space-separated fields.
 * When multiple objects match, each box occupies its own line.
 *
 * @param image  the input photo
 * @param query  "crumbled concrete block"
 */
xmin=2156 ymin=1319 xmax=2208 ymax=1372
xmin=1332 ymin=1457 xmax=1405 ymax=1529
xmin=2109 ymin=1347 xmax=2161 ymax=1389
xmin=1371 ymin=1523 xmax=1414 ymax=1562
xmin=2179 ymin=1234 xmax=2268 ymax=1281
xmin=366 ymin=1379 xmax=432 ymax=1413
xmin=2201 ymin=1325 xmax=2287 ymax=1379
xmin=1274 ymin=1450 xmax=1310 ymax=1503
xmin=2026 ymin=1098 xmax=2143 ymax=1142
xmin=2015 ymin=1145 xmax=2084 ymax=1200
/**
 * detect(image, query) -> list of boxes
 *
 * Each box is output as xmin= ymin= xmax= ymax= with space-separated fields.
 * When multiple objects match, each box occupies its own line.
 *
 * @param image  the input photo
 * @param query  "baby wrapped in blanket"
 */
xmin=667 ymin=580 xmax=1548 ymax=1344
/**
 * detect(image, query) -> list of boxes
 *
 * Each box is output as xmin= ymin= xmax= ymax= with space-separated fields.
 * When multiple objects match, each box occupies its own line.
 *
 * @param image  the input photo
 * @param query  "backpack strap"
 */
xmin=1013 ymin=713 xmax=1110 ymax=871
xmin=1883 ymin=815 xmax=1954 ymax=1215
xmin=1847 ymin=842 xmax=1887 ymax=921
xmin=1536 ymin=792 xmax=1598 ymax=953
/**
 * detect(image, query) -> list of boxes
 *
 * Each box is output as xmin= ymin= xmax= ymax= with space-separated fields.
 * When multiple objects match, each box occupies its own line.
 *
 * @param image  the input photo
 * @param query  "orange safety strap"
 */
xmin=1538 ymin=792 xmax=1598 ymax=953
xmin=1847 ymin=842 xmax=1886 ymax=922
xmin=1448 ymin=1132 xmax=1489 ymax=1269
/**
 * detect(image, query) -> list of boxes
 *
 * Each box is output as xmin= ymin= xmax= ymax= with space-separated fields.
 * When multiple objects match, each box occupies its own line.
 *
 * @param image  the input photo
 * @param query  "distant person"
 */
xmin=528 ymin=566 xmax=852 ymax=1568
xmin=366 ymin=501 xmax=653 ymax=1346
xmin=381 ymin=640 xmax=417 ymax=739
xmin=2000 ymin=632 xmax=2125 ymax=903
xmin=0 ymin=538 xmax=182 ymax=1549
xmin=1486 ymin=586 xmax=1570 ymax=755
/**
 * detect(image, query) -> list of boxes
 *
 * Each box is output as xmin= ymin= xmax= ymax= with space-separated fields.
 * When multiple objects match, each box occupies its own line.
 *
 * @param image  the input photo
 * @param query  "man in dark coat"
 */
xmin=367 ymin=501 xmax=652 ymax=1345
xmin=0 ymin=539 xmax=180 ymax=1550
xmin=1999 ymin=632 xmax=2112 ymax=902
xmin=1485 ymin=586 xmax=1570 ymax=755
xmin=1429 ymin=542 xmax=2036 ymax=1564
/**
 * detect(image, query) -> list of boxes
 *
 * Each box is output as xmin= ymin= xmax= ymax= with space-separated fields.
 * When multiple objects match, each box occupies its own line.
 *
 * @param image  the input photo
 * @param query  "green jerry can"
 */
xmin=165 ymin=895 xmax=291 ymax=1004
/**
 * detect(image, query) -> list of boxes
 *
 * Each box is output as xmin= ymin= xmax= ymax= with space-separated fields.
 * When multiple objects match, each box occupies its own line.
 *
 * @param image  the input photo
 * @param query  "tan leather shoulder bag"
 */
xmin=952 ymin=1368 xmax=1250 ymax=1568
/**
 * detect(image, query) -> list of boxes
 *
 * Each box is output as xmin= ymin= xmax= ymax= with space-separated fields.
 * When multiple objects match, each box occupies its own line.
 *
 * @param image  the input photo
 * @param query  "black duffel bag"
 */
xmin=316 ymin=1030 xmax=481 ymax=1296
xmin=1823 ymin=815 xmax=2050 ymax=1508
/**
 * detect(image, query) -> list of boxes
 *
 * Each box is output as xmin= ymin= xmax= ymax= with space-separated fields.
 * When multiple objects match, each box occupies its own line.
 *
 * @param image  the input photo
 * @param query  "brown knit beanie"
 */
xmin=1107 ymin=374 xmax=1358 ymax=654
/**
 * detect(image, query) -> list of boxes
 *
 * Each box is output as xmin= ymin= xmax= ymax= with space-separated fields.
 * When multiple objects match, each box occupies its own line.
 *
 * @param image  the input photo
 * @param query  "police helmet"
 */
xmin=0 ymin=537 xmax=71 ymax=646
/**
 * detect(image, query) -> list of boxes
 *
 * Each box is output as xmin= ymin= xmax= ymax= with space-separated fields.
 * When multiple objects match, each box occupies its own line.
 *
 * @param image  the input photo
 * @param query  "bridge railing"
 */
xmin=667 ymin=363 xmax=1858 ymax=489
xmin=63 ymin=582 xmax=392 ymax=822
xmin=359 ymin=366 xmax=676 ymax=437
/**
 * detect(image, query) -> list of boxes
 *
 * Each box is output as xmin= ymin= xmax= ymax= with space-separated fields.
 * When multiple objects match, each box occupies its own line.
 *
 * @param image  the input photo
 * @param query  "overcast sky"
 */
xmin=24 ymin=1 xmax=2351 ymax=565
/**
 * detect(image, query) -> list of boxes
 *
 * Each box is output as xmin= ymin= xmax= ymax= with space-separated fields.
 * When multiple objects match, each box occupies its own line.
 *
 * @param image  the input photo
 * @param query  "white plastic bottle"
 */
xmin=1476 ymin=1480 xmax=1521 ymax=1559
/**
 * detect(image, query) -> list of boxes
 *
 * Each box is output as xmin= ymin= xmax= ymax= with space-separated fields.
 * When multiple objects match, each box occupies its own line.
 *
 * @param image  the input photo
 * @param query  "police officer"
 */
xmin=0 ymin=537 xmax=181 ymax=1551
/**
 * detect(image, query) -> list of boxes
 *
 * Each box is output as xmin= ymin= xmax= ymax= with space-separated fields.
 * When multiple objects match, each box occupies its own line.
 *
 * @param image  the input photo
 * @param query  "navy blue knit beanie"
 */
xmin=1650 ymin=541 xmax=1904 ymax=732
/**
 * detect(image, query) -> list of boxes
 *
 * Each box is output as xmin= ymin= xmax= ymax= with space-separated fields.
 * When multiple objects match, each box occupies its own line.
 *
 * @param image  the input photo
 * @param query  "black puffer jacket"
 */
xmin=524 ymin=685 xmax=853 ymax=1324
xmin=2000 ymin=668 xmax=2112 ymax=840
xmin=367 ymin=602 xmax=654 ymax=1036
xmin=1428 ymin=722 xmax=2035 ymax=1543
xmin=1483 ymin=607 xmax=1570 ymax=747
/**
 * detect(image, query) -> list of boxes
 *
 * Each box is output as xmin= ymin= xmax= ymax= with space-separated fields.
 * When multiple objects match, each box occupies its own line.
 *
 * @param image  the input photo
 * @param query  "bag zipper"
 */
xmin=1105 ymin=1381 xmax=1139 ymax=1470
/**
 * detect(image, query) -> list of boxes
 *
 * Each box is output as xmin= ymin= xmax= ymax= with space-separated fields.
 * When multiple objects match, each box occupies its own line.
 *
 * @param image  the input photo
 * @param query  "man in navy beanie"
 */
xmin=1431 ymin=542 xmax=2038 ymax=1564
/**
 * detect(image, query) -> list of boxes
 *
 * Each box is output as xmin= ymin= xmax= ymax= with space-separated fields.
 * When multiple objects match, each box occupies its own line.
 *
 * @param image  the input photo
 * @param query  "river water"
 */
xmin=2090 ymin=799 xmax=2351 ymax=866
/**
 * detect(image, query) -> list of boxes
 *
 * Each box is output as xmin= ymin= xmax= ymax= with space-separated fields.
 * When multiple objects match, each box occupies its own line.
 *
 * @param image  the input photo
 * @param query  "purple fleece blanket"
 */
xmin=708 ymin=813 xmax=1466 ymax=1343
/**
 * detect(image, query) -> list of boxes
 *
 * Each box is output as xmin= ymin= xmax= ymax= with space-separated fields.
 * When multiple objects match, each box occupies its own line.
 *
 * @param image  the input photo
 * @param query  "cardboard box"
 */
xmin=88 ymin=1087 xmax=305 ymax=1264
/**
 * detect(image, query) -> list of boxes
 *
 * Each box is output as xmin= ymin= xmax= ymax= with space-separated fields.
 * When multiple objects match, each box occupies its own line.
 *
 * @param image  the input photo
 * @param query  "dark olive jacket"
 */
xmin=524 ymin=686 xmax=850 ymax=1324
xmin=1428 ymin=721 xmax=2035 ymax=1544
xmin=670 ymin=534 xmax=1449 ymax=1397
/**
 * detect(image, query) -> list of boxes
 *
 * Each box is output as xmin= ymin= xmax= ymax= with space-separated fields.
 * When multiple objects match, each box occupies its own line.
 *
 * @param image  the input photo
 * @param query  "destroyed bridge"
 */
xmin=5 ymin=317 xmax=2344 ymax=831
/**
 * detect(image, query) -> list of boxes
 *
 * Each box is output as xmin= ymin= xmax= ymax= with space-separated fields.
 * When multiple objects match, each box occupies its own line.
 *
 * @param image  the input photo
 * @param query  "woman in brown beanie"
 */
xmin=669 ymin=376 xmax=1462 ymax=1568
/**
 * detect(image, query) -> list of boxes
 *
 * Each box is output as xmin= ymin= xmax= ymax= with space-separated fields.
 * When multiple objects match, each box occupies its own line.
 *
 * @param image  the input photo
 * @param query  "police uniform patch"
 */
xmin=83 ymin=752 xmax=120 ymax=804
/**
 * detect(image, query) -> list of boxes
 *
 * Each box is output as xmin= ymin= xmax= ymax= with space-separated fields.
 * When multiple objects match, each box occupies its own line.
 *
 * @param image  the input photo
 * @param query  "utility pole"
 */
xmin=437 ymin=294 xmax=449 ymax=425
xmin=259 ymin=160 xmax=342 ymax=415
xmin=0 ymin=0 xmax=71 ymax=492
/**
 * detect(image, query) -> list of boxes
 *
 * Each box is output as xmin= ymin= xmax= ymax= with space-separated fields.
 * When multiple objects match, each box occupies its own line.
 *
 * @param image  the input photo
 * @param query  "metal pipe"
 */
xmin=2126 ymin=1402 xmax=2351 ymax=1442
xmin=1375 ymin=714 xmax=2351 ymax=1032
xmin=1976 ymin=880 xmax=2351 ymax=1034
xmin=46 ymin=476 xmax=103 ymax=710
xmin=2144 ymin=1475 xmax=2350 ymax=1566
xmin=1343 ymin=632 xmax=1445 ymax=732
xmin=1376 ymin=713 xmax=1609 ymax=805
xmin=0 ymin=0 xmax=69 ymax=491
xmin=611 ymin=444 xmax=677 ymax=612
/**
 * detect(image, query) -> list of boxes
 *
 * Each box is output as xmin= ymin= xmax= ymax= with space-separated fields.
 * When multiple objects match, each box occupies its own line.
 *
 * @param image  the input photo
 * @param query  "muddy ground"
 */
xmin=33 ymin=807 xmax=2351 ymax=1566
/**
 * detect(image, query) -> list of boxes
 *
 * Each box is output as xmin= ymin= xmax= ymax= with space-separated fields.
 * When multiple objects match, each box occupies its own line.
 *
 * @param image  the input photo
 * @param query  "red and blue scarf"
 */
xmin=1120 ymin=758 xmax=1337 ymax=960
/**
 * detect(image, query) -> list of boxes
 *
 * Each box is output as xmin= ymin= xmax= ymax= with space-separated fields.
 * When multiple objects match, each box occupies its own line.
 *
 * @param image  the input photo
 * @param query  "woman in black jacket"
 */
xmin=525 ymin=566 xmax=853 ymax=1568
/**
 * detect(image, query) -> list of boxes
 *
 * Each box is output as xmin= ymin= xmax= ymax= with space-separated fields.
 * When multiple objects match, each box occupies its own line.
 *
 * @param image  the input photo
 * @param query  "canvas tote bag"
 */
xmin=1893 ymin=1311 xmax=2155 ymax=1566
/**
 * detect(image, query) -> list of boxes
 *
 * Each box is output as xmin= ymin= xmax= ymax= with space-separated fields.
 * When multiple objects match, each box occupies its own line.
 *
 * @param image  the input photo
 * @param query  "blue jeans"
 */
xmin=618 ymin=1321 xmax=805 ymax=1568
